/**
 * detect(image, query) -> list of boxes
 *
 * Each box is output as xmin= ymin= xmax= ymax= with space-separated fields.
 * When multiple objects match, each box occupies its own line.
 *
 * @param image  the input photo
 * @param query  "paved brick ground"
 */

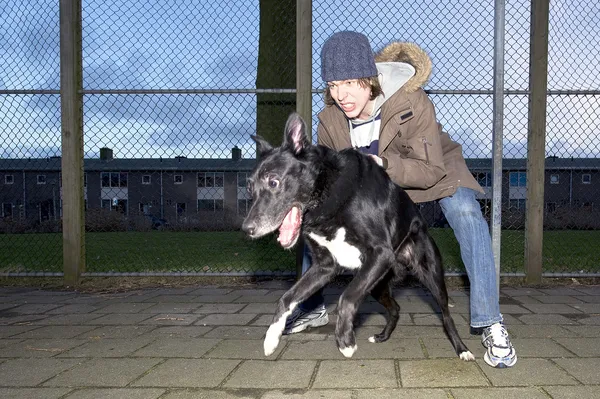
xmin=1 ymin=282 xmax=599 ymax=398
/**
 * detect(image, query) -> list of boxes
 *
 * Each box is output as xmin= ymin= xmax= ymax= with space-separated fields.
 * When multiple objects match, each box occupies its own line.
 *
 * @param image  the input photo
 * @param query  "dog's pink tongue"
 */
xmin=278 ymin=206 xmax=299 ymax=246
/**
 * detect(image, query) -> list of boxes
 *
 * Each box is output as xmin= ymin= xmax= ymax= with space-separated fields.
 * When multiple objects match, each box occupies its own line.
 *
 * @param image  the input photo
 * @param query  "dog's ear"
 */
xmin=251 ymin=135 xmax=273 ymax=158
xmin=283 ymin=112 xmax=310 ymax=155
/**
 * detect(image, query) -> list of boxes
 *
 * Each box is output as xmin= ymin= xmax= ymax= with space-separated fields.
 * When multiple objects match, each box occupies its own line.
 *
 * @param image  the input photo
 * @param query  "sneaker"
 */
xmin=481 ymin=322 xmax=517 ymax=368
xmin=283 ymin=304 xmax=329 ymax=334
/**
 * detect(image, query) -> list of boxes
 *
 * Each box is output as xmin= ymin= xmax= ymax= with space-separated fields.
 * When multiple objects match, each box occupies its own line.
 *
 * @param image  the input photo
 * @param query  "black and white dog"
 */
xmin=242 ymin=112 xmax=473 ymax=361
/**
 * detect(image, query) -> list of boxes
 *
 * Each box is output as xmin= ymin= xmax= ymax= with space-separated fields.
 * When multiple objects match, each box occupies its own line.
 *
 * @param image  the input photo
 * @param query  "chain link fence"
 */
xmin=1 ymin=0 xmax=599 ymax=277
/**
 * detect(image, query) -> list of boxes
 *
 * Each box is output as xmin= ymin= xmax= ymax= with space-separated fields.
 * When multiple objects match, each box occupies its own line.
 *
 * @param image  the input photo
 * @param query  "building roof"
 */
xmin=0 ymin=156 xmax=599 ymax=172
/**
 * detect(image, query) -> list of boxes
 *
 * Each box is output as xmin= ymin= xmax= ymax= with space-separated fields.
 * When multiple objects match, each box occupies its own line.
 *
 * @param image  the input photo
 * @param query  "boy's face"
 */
xmin=327 ymin=79 xmax=372 ymax=120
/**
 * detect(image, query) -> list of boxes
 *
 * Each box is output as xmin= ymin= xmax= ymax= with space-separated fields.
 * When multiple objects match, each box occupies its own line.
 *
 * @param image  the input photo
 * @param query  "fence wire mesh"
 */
xmin=0 ymin=0 xmax=599 ymax=276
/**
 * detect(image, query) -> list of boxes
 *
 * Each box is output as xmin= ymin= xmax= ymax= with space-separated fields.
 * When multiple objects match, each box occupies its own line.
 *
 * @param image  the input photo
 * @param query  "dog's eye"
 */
xmin=268 ymin=179 xmax=279 ymax=188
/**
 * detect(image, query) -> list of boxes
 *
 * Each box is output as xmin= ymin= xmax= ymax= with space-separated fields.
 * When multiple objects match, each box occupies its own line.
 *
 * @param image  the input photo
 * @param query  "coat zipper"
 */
xmin=422 ymin=137 xmax=431 ymax=165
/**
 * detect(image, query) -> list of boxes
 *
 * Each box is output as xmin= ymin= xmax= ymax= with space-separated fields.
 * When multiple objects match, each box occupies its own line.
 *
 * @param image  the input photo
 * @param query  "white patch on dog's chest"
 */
xmin=308 ymin=228 xmax=362 ymax=269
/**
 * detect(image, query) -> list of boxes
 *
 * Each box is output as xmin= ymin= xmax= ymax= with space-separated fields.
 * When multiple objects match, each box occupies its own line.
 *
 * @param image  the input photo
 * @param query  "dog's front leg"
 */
xmin=336 ymin=247 xmax=395 ymax=358
xmin=264 ymin=261 xmax=336 ymax=356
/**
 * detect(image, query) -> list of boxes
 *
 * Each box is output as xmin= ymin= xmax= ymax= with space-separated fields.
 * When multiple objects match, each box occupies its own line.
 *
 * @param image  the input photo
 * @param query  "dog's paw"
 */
xmin=368 ymin=333 xmax=388 ymax=343
xmin=338 ymin=344 xmax=357 ymax=358
xmin=263 ymin=324 xmax=282 ymax=356
xmin=459 ymin=351 xmax=475 ymax=361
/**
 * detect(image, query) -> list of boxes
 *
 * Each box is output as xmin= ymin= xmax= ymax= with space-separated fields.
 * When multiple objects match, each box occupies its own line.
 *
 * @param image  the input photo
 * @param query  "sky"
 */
xmin=0 ymin=0 xmax=599 ymax=160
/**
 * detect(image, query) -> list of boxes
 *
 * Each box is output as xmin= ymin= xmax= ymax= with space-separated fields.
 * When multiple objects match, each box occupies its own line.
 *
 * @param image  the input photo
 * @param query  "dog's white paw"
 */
xmin=339 ymin=345 xmax=357 ymax=358
xmin=459 ymin=351 xmax=475 ymax=361
xmin=264 ymin=324 xmax=282 ymax=356
xmin=368 ymin=336 xmax=376 ymax=343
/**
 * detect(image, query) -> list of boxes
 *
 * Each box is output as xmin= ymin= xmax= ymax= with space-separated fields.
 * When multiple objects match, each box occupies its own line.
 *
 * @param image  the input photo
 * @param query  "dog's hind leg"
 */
xmin=413 ymin=238 xmax=475 ymax=362
xmin=264 ymin=260 xmax=337 ymax=356
xmin=368 ymin=272 xmax=400 ymax=343
xmin=336 ymin=246 xmax=396 ymax=358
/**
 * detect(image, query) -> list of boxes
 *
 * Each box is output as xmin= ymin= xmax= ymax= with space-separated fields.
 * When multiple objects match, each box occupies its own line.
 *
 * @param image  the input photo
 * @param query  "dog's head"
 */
xmin=241 ymin=112 xmax=314 ymax=249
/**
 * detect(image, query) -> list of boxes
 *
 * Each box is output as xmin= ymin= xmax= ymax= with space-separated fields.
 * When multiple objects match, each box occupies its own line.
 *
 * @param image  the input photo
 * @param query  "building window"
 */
xmin=102 ymin=198 xmax=127 ymax=213
xmin=237 ymin=172 xmax=249 ymax=188
xmin=198 ymin=199 xmax=224 ymax=211
xmin=2 ymin=203 xmax=13 ymax=218
xmin=174 ymin=174 xmax=183 ymax=184
xmin=142 ymin=175 xmax=151 ymax=185
xmin=4 ymin=175 xmax=14 ymax=184
xmin=198 ymin=172 xmax=224 ymax=188
xmin=37 ymin=174 xmax=47 ymax=184
xmin=238 ymin=199 xmax=252 ymax=216
xmin=582 ymin=174 xmax=591 ymax=184
xmin=176 ymin=202 xmax=186 ymax=218
xmin=550 ymin=174 xmax=559 ymax=184
xmin=509 ymin=199 xmax=526 ymax=210
xmin=101 ymin=172 xmax=128 ymax=188
xmin=509 ymin=172 xmax=526 ymax=187
xmin=474 ymin=172 xmax=491 ymax=187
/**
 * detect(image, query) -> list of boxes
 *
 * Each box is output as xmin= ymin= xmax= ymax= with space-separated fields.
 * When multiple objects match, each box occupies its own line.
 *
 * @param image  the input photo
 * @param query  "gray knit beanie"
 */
xmin=320 ymin=31 xmax=377 ymax=82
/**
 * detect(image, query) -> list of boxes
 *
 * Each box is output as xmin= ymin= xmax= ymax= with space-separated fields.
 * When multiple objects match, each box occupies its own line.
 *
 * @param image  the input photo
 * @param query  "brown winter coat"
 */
xmin=316 ymin=42 xmax=483 ymax=203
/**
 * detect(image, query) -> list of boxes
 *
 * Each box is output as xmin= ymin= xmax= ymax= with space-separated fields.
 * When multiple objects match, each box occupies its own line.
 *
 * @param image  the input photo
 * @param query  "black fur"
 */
xmin=242 ymin=112 xmax=472 ymax=360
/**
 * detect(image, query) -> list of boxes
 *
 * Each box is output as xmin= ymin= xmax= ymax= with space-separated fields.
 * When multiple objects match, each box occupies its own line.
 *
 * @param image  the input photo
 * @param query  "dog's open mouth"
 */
xmin=277 ymin=205 xmax=302 ymax=249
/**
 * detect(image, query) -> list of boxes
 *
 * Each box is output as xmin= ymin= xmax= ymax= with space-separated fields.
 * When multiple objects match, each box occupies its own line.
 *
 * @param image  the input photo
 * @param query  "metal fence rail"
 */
xmin=1 ymin=0 xmax=599 ymax=280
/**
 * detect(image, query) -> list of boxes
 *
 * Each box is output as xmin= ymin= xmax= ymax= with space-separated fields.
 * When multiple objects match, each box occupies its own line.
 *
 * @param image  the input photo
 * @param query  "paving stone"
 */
xmin=95 ymin=302 xmax=155 ymax=313
xmin=234 ymin=295 xmax=280 ymax=303
xmin=47 ymin=304 xmax=103 ymax=314
xmin=356 ymin=312 xmax=412 ymax=326
xmin=420 ymin=338 xmax=482 ymax=359
xmin=0 ymin=338 xmax=87 ymax=358
xmin=34 ymin=313 xmax=104 ymax=325
xmin=283 ymin=338 xmax=425 ymax=360
xmin=239 ymin=303 xmax=276 ymax=313
xmin=518 ymin=314 xmax=579 ymax=325
xmin=132 ymin=358 xmax=240 ymax=388
xmin=399 ymin=359 xmax=488 ymax=387
xmin=84 ymin=313 xmax=154 ymax=325
xmin=142 ymin=325 xmax=212 ymax=338
xmin=510 ymin=338 xmax=575 ymax=357
xmin=187 ymin=288 xmax=233 ymax=296
xmin=193 ymin=303 xmax=245 ymax=314
xmin=140 ymin=314 xmax=200 ymax=326
xmin=133 ymin=338 xmax=220 ymax=358
xmin=142 ymin=303 xmax=200 ymax=313
xmin=225 ymin=360 xmax=315 ymax=388
xmin=451 ymin=387 xmax=549 ymax=398
xmin=12 ymin=325 xmax=96 ymax=339
xmin=7 ymin=303 xmax=62 ymax=314
xmin=501 ymin=288 xmax=547 ymax=296
xmin=44 ymin=358 xmax=162 ymax=387
xmin=499 ymin=304 xmax=532 ymax=313
xmin=196 ymin=313 xmax=256 ymax=326
xmin=553 ymin=337 xmax=600 ymax=357
xmin=563 ymin=325 xmax=600 ymax=337
xmin=543 ymin=385 xmax=600 ymax=399
xmin=203 ymin=326 xmax=266 ymax=339
xmin=161 ymin=389 xmax=257 ymax=399
xmin=195 ymin=294 xmax=241 ymax=303
xmin=577 ymin=315 xmax=600 ymax=325
xmin=538 ymin=288 xmax=584 ymax=296
xmin=572 ymin=286 xmax=600 ymax=295
xmin=250 ymin=315 xmax=274 ymax=326
xmin=553 ymin=357 xmax=600 ymax=384
xmin=313 ymin=360 xmax=396 ymax=389
xmin=574 ymin=295 xmax=600 ymax=303
xmin=355 ymin=389 xmax=448 ymax=399
xmin=83 ymin=325 xmax=156 ymax=339
xmin=520 ymin=304 xmax=584 ymax=314
xmin=57 ymin=337 xmax=155 ymax=358
xmin=508 ymin=324 xmax=579 ymax=338
xmin=0 ymin=388 xmax=72 ymax=399
xmin=62 ymin=388 xmax=166 ymax=399
xmin=0 ymin=358 xmax=81 ymax=386
xmin=144 ymin=295 xmax=197 ymax=303
xmin=0 ymin=325 xmax=41 ymax=338
xmin=0 ymin=313 xmax=49 ymax=325
xmin=531 ymin=295 xmax=584 ymax=304
xmin=570 ymin=303 xmax=600 ymax=313
xmin=479 ymin=358 xmax=579 ymax=386
xmin=207 ymin=338 xmax=283 ymax=359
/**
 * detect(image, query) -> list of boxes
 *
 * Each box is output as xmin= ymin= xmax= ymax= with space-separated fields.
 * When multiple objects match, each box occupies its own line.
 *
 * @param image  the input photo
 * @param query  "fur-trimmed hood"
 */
xmin=375 ymin=42 xmax=432 ymax=94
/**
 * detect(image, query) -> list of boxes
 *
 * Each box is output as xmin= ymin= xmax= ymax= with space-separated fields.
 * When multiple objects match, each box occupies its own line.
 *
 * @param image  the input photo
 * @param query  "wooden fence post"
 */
xmin=60 ymin=0 xmax=85 ymax=286
xmin=525 ymin=0 xmax=549 ymax=284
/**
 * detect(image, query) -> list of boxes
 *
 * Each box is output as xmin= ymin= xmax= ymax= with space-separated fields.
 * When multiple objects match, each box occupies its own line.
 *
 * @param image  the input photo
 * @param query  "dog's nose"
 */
xmin=241 ymin=222 xmax=255 ymax=236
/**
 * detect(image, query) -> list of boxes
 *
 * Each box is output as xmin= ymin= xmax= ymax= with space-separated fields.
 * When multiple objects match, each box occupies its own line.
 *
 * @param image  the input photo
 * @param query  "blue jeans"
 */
xmin=299 ymin=187 xmax=502 ymax=328
xmin=438 ymin=187 xmax=502 ymax=328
